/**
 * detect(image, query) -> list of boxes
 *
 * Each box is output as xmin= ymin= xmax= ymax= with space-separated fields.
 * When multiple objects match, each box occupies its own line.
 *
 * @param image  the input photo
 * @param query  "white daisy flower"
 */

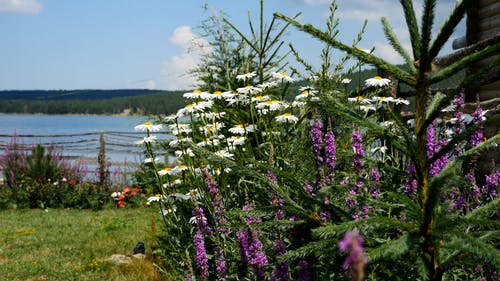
xmin=160 ymin=206 xmax=177 ymax=216
xmin=221 ymin=91 xmax=237 ymax=99
xmin=275 ymin=113 xmax=299 ymax=123
xmin=360 ymin=105 xmax=377 ymax=112
xmin=111 ymin=192 xmax=121 ymax=198
xmin=201 ymin=122 xmax=225 ymax=135
xmin=175 ymin=148 xmax=195 ymax=158
xmin=380 ymin=120 xmax=394 ymax=127
xmin=157 ymin=167 xmax=176 ymax=176
xmin=163 ymin=114 xmax=179 ymax=122
xmin=236 ymin=85 xmax=262 ymax=95
xmin=135 ymin=135 xmax=158 ymax=145
xmin=215 ymin=149 xmax=234 ymax=159
xmin=147 ymin=195 xmax=162 ymax=204
xmin=348 ymin=96 xmax=372 ymax=104
xmin=134 ymin=121 xmax=162 ymax=132
xmin=163 ymin=179 xmax=182 ymax=188
xmin=227 ymin=135 xmax=246 ymax=146
xmin=341 ymin=78 xmax=352 ymax=84
xmin=228 ymin=124 xmax=256 ymax=135
xmin=295 ymin=89 xmax=317 ymax=100
xmin=365 ymin=76 xmax=391 ymax=87
xmin=372 ymin=96 xmax=395 ymax=104
xmin=256 ymin=100 xmax=289 ymax=111
xmin=169 ymin=193 xmax=191 ymax=201
xmin=168 ymin=137 xmax=192 ymax=148
xmin=207 ymin=90 xmax=225 ymax=100
xmin=143 ymin=157 xmax=161 ymax=163
xmin=371 ymin=146 xmax=388 ymax=154
xmin=186 ymin=189 xmax=201 ymax=200
xmin=251 ymin=95 xmax=270 ymax=102
xmin=272 ymin=71 xmax=294 ymax=83
xmin=257 ymin=81 xmax=278 ymax=89
xmin=197 ymin=138 xmax=220 ymax=147
xmin=393 ymin=98 xmax=410 ymax=105
xmin=236 ymin=71 xmax=257 ymax=81
xmin=292 ymin=101 xmax=307 ymax=107
xmin=183 ymin=89 xmax=210 ymax=100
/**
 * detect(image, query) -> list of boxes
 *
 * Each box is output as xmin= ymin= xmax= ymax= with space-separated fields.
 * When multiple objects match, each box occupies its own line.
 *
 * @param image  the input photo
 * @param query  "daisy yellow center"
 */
xmin=193 ymin=89 xmax=202 ymax=93
xmin=213 ymin=91 xmax=222 ymax=95
xmin=265 ymin=100 xmax=279 ymax=104
xmin=373 ymin=76 xmax=383 ymax=80
xmin=301 ymin=90 xmax=309 ymax=95
xmin=186 ymin=104 xmax=194 ymax=108
xmin=143 ymin=121 xmax=153 ymax=126
xmin=255 ymin=95 xmax=263 ymax=99
xmin=245 ymin=85 xmax=253 ymax=88
xmin=280 ymin=71 xmax=288 ymax=76
xmin=163 ymin=167 xmax=172 ymax=171
xmin=178 ymin=165 xmax=187 ymax=170
xmin=281 ymin=113 xmax=293 ymax=117
xmin=356 ymin=96 xmax=364 ymax=100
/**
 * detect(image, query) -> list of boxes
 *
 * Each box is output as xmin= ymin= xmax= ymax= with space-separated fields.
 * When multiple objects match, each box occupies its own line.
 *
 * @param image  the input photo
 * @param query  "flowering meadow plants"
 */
xmin=134 ymin=1 xmax=499 ymax=280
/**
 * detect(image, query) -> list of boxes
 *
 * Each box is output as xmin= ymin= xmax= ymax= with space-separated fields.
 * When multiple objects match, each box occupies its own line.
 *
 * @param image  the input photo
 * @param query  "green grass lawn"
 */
xmin=0 ymin=208 xmax=163 ymax=281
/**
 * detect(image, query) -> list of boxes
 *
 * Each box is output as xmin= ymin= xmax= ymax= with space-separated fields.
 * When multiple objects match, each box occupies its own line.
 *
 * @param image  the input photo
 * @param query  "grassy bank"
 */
xmin=0 ymin=208 xmax=162 ymax=281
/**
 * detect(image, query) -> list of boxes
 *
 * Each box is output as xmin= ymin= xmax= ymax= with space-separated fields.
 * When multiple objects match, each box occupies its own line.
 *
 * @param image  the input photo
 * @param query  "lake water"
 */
xmin=0 ymin=114 xmax=166 ymax=181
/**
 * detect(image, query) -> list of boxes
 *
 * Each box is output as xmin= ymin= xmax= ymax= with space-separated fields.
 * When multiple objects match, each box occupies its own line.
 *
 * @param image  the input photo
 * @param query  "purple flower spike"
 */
xmin=324 ymin=128 xmax=337 ymax=170
xmin=311 ymin=119 xmax=324 ymax=165
xmin=193 ymin=232 xmax=209 ymax=278
xmin=339 ymin=230 xmax=367 ymax=280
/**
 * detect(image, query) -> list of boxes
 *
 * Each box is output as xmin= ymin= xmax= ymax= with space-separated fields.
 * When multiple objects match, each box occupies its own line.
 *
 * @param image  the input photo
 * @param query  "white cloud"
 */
xmin=158 ymin=25 xmax=211 ymax=90
xmin=0 ymin=0 xmax=42 ymax=14
xmin=302 ymin=0 xmax=331 ymax=6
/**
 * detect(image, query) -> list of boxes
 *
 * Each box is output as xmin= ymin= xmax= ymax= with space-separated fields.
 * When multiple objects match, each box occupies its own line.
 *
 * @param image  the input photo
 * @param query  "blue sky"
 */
xmin=0 ymin=0 xmax=464 ymax=90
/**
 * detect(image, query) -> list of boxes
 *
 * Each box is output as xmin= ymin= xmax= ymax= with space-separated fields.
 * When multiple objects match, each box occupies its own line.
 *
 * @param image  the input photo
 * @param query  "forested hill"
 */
xmin=0 ymin=89 xmax=164 ymax=101
xmin=0 ymin=89 xmax=186 ymax=115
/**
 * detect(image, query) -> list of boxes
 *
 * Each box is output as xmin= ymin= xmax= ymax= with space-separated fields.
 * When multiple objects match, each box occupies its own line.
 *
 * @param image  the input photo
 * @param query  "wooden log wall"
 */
xmin=466 ymin=0 xmax=500 ymax=173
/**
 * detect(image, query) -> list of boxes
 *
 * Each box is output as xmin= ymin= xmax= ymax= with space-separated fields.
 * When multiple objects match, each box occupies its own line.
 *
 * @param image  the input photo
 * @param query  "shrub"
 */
xmin=135 ymin=1 xmax=499 ymax=280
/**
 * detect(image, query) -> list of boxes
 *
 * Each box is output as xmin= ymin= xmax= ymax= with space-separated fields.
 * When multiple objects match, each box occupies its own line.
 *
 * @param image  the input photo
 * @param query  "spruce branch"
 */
xmin=399 ymin=0 xmax=421 ymax=60
xmin=367 ymin=233 xmax=418 ymax=262
xmin=420 ymin=0 xmax=437 ymax=59
xmin=381 ymin=17 xmax=415 ymax=73
xmin=274 ymin=12 xmax=414 ymax=85
xmin=429 ymin=42 xmax=500 ymax=83
xmin=429 ymin=0 xmax=474 ymax=59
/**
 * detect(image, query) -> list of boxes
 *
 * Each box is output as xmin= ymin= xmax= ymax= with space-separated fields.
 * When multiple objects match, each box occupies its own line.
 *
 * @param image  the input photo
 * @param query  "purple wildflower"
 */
xmin=351 ymin=131 xmax=364 ymax=172
xmin=311 ymin=119 xmax=324 ymax=165
xmin=370 ymin=168 xmax=380 ymax=183
xmin=203 ymin=170 xmax=227 ymax=231
xmin=427 ymin=122 xmax=449 ymax=177
xmin=271 ymin=240 xmax=290 ymax=281
xmin=192 ymin=207 xmax=211 ymax=234
xmin=453 ymin=92 xmax=465 ymax=134
xmin=193 ymin=232 xmax=209 ymax=278
xmin=470 ymin=104 xmax=485 ymax=147
xmin=404 ymin=179 xmax=417 ymax=195
xmin=215 ymin=247 xmax=227 ymax=281
xmin=297 ymin=260 xmax=311 ymax=281
xmin=324 ymin=128 xmax=337 ymax=170
xmin=339 ymin=230 xmax=367 ymax=280
xmin=485 ymin=171 xmax=500 ymax=187
xmin=304 ymin=184 xmax=314 ymax=196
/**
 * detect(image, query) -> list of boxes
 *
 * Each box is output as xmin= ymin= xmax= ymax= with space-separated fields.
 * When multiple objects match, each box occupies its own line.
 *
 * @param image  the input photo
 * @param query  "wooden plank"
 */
xmin=479 ymin=0 xmax=498 ymax=8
